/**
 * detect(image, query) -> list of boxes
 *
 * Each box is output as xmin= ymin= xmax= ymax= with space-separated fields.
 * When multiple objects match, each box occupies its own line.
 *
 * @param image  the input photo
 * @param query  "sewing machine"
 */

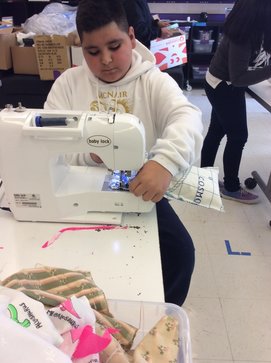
xmin=0 ymin=108 xmax=154 ymax=224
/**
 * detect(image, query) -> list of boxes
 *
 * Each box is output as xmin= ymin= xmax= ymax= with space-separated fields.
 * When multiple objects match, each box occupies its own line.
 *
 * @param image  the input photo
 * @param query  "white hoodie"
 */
xmin=44 ymin=41 xmax=203 ymax=176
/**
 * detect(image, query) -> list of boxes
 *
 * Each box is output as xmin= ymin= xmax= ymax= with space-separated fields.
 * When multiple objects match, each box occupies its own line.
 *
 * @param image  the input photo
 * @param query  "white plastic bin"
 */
xmin=199 ymin=30 xmax=213 ymax=41
xmin=193 ymin=39 xmax=214 ymax=53
xmin=108 ymin=299 xmax=192 ymax=363
xmin=180 ymin=26 xmax=191 ymax=40
xmin=192 ymin=65 xmax=208 ymax=79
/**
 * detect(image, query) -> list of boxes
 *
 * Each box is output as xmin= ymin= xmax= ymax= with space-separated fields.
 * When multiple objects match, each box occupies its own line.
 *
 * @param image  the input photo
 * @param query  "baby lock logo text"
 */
xmin=87 ymin=135 xmax=111 ymax=147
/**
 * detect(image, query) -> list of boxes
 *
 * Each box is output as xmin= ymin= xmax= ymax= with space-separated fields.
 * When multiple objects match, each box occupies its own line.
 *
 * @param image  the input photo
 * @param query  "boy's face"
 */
xmin=81 ymin=22 xmax=136 ymax=83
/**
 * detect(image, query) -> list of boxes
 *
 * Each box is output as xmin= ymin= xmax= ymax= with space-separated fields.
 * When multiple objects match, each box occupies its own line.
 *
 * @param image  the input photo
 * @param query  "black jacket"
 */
xmin=209 ymin=35 xmax=271 ymax=87
xmin=123 ymin=0 xmax=160 ymax=49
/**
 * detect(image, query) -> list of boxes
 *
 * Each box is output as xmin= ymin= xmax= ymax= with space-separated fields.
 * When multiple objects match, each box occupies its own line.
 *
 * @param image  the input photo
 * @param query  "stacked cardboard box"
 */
xmin=0 ymin=27 xmax=74 ymax=80
xmin=34 ymin=35 xmax=71 ymax=80
xmin=11 ymin=34 xmax=72 ymax=80
xmin=0 ymin=27 xmax=17 ymax=70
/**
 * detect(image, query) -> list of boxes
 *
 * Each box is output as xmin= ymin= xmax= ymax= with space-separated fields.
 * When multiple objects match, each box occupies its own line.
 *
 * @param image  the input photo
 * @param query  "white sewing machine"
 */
xmin=0 ymin=108 xmax=154 ymax=224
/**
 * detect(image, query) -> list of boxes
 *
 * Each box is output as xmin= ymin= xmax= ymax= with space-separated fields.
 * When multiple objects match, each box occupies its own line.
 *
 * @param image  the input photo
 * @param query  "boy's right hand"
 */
xmin=90 ymin=153 xmax=103 ymax=164
xmin=129 ymin=160 xmax=172 ymax=203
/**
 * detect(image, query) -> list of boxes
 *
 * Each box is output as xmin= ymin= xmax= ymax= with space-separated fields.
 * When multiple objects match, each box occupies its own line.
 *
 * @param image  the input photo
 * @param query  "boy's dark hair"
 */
xmin=223 ymin=0 xmax=271 ymax=52
xmin=76 ymin=0 xmax=129 ymax=41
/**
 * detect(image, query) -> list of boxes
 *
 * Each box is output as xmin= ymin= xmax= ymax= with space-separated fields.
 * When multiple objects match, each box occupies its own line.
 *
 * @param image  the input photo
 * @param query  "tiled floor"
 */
xmin=172 ymin=88 xmax=271 ymax=363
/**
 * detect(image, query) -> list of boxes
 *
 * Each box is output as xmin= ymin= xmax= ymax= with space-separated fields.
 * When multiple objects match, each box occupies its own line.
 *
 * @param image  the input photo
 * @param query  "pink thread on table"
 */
xmin=42 ymin=225 xmax=128 ymax=249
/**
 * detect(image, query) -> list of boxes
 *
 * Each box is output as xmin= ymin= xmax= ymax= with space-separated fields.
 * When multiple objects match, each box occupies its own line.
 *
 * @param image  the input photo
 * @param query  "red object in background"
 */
xmin=150 ymin=35 xmax=187 ymax=71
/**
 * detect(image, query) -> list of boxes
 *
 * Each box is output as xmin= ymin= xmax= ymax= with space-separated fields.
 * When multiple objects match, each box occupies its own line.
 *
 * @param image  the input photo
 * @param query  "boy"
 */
xmin=44 ymin=0 xmax=203 ymax=305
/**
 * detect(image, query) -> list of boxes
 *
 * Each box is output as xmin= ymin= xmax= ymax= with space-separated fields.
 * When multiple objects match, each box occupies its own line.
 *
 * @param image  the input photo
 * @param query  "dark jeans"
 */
xmin=156 ymin=198 xmax=195 ymax=306
xmin=201 ymin=80 xmax=248 ymax=191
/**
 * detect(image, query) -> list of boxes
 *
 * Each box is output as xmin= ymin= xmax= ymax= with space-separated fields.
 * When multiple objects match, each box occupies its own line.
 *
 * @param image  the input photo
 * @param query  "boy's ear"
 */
xmin=128 ymin=26 xmax=136 ymax=48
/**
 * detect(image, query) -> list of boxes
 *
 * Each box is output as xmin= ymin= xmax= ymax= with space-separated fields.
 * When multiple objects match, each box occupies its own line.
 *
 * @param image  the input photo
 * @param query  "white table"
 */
xmin=0 ymin=205 xmax=164 ymax=302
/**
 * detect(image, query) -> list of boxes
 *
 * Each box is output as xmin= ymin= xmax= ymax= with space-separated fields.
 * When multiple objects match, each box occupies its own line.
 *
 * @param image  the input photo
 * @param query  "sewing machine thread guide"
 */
xmin=35 ymin=116 xmax=78 ymax=127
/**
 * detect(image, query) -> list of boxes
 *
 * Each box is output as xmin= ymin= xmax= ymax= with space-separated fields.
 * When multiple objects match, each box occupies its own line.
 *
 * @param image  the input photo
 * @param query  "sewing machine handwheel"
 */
xmin=244 ymin=177 xmax=257 ymax=190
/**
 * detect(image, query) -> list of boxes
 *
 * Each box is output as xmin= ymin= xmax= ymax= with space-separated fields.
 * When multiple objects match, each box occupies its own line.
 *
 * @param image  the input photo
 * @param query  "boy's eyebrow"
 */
xmin=83 ymin=38 xmax=123 ymax=50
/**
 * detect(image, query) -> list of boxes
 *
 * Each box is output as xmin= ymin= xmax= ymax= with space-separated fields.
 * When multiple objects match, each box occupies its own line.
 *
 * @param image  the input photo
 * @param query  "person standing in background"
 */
xmin=201 ymin=0 xmax=271 ymax=204
xmin=122 ymin=0 xmax=172 ymax=49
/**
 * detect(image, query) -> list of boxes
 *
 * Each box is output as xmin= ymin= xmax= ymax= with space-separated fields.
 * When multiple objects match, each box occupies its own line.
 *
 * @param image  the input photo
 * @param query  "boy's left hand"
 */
xmin=129 ymin=160 xmax=172 ymax=203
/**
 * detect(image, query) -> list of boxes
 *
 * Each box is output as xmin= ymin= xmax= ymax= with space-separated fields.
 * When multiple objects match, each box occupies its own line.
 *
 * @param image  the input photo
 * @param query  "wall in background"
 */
xmin=149 ymin=0 xmax=234 ymax=3
xmin=148 ymin=2 xmax=234 ymax=14
xmin=148 ymin=2 xmax=235 ymax=22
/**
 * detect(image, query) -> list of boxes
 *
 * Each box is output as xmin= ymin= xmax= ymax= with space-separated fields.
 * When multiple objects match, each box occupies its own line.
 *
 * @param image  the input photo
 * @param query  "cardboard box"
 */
xmin=11 ymin=46 xmax=39 ymax=75
xmin=150 ymin=34 xmax=187 ymax=71
xmin=34 ymin=35 xmax=71 ymax=80
xmin=71 ymin=46 xmax=83 ymax=67
xmin=0 ymin=27 xmax=17 ymax=70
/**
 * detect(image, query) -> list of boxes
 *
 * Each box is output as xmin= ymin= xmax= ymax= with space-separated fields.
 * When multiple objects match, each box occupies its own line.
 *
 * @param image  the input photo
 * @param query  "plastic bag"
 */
xmin=22 ymin=3 xmax=77 ymax=36
xmin=166 ymin=166 xmax=224 ymax=211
